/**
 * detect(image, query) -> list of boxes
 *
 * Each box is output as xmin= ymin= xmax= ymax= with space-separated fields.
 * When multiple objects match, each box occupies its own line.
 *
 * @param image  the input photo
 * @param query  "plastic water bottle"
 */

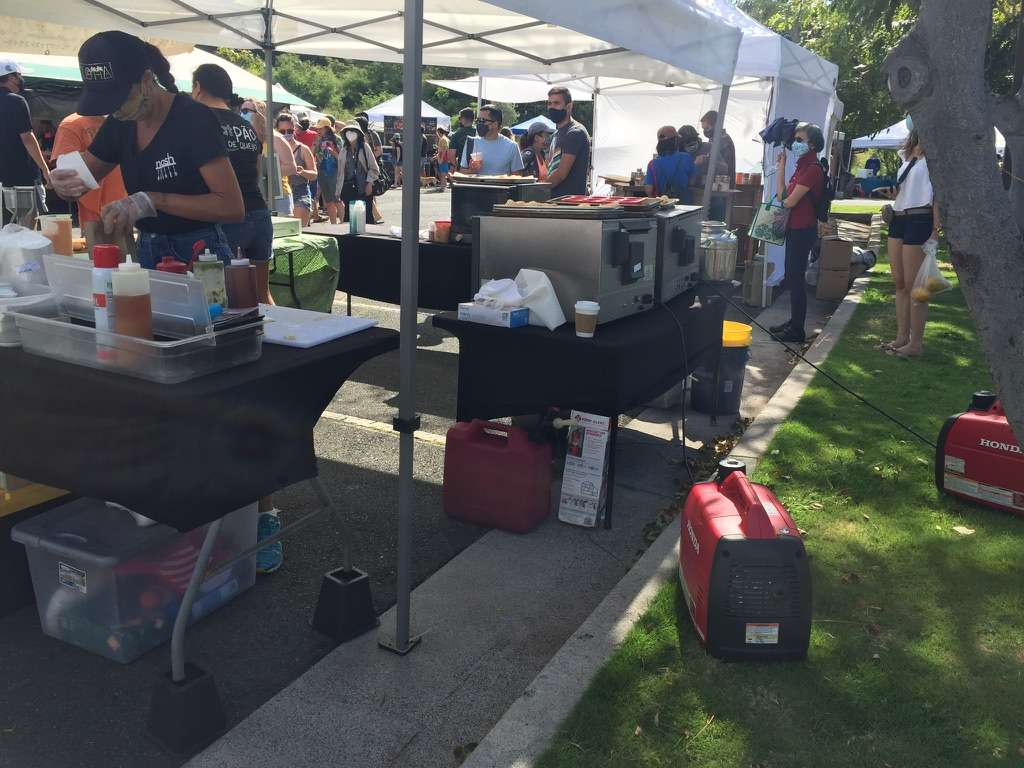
xmin=349 ymin=200 xmax=366 ymax=234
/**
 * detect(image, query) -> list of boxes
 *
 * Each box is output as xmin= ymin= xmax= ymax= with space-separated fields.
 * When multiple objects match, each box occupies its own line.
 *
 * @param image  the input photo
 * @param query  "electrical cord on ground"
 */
xmin=704 ymin=283 xmax=937 ymax=449
xmin=662 ymin=302 xmax=697 ymax=486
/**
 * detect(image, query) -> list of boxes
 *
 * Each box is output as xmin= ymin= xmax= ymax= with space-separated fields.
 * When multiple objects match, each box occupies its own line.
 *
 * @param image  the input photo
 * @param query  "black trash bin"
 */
xmin=691 ymin=321 xmax=752 ymax=415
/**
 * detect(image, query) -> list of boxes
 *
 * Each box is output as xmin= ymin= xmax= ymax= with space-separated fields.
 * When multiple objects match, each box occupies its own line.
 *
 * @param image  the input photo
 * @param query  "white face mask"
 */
xmin=345 ymin=131 xmax=359 ymax=144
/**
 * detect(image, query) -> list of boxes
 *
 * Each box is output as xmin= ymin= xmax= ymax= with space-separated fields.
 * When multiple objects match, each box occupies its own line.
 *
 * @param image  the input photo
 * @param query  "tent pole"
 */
xmin=380 ymin=0 xmax=424 ymax=656
xmin=590 ymin=77 xmax=599 ymax=193
xmin=477 ymin=72 xmax=483 ymax=111
xmin=701 ymin=85 xmax=730 ymax=224
xmin=262 ymin=1 xmax=276 ymax=207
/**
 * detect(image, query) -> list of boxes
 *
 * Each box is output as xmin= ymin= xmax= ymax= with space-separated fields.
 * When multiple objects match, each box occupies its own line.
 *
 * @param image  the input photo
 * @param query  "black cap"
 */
xmin=77 ymin=31 xmax=148 ymax=116
xmin=717 ymin=458 xmax=747 ymax=482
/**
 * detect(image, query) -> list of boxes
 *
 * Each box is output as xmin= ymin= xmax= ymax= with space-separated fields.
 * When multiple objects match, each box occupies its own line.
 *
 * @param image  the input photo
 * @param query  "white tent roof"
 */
xmin=427 ymin=1 xmax=836 ymax=101
xmin=10 ymin=1 xmax=741 ymax=89
xmin=364 ymin=95 xmax=451 ymax=130
xmin=511 ymin=114 xmax=555 ymax=133
xmin=3 ymin=48 xmax=311 ymax=105
xmin=853 ymin=119 xmax=1007 ymax=153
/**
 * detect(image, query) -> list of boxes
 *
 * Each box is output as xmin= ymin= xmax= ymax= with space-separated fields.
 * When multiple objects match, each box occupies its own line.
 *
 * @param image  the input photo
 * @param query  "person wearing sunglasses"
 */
xmin=276 ymin=113 xmax=317 ymax=227
xmin=459 ymin=104 xmax=523 ymax=176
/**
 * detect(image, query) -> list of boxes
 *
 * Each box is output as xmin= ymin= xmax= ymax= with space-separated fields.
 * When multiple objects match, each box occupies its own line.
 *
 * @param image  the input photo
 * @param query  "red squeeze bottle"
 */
xmin=155 ymin=255 xmax=189 ymax=274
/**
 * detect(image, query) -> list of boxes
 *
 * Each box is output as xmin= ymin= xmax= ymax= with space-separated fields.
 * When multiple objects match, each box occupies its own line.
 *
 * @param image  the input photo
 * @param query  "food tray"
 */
xmin=12 ymin=307 xmax=263 ymax=384
xmin=551 ymin=195 xmax=668 ymax=210
xmin=451 ymin=174 xmax=538 ymax=185
xmin=492 ymin=203 xmax=626 ymax=219
xmin=0 ymin=283 xmax=56 ymax=347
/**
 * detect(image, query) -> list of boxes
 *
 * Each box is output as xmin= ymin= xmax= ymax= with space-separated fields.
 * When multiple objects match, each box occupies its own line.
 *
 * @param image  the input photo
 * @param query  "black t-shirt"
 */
xmin=548 ymin=120 xmax=591 ymax=196
xmin=213 ymin=108 xmax=266 ymax=212
xmin=0 ymin=92 xmax=40 ymax=186
xmin=90 ymin=94 xmax=228 ymax=235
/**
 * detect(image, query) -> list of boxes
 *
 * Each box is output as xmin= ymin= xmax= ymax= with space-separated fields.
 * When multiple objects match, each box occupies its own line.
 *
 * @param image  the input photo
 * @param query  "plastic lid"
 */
xmin=722 ymin=321 xmax=752 ymax=348
xmin=118 ymin=260 xmax=142 ymax=272
xmin=197 ymin=248 xmax=218 ymax=262
xmin=231 ymin=258 xmax=251 ymax=266
xmin=156 ymin=255 xmax=188 ymax=274
xmin=209 ymin=303 xmax=224 ymax=318
xmin=92 ymin=244 xmax=121 ymax=268
xmin=718 ymin=458 xmax=747 ymax=481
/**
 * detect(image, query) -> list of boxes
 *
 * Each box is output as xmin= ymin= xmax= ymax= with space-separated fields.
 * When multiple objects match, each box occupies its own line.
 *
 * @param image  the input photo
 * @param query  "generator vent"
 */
xmin=726 ymin=563 xmax=802 ymax=618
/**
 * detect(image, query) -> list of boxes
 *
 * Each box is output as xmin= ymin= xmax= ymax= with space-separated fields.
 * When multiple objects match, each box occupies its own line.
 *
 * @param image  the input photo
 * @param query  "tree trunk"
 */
xmin=885 ymin=0 xmax=1024 ymax=443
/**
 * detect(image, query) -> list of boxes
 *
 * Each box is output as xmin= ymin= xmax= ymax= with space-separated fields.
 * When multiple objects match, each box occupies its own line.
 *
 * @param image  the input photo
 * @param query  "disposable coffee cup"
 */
xmin=575 ymin=300 xmax=600 ymax=338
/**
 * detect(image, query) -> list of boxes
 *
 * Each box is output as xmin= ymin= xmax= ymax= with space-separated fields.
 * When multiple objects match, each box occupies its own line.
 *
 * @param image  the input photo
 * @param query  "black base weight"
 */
xmin=147 ymin=663 xmax=226 ymax=755
xmin=311 ymin=567 xmax=379 ymax=643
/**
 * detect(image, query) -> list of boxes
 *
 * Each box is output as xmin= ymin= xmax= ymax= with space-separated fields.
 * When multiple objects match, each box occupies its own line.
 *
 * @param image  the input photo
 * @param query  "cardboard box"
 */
xmin=819 ymin=236 xmax=854 ymax=271
xmin=816 ymin=268 xmax=851 ymax=300
xmin=457 ymin=302 xmax=529 ymax=328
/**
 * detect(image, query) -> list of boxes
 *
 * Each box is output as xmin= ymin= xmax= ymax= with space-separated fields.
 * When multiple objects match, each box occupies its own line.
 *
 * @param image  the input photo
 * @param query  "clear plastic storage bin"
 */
xmin=11 ymin=255 xmax=263 ymax=383
xmin=11 ymin=499 xmax=258 ymax=663
xmin=0 ymin=283 xmax=56 ymax=346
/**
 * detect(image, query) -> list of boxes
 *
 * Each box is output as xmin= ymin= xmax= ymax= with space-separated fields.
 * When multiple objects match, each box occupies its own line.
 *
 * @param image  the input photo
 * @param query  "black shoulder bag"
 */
xmin=881 ymin=157 xmax=918 ymax=225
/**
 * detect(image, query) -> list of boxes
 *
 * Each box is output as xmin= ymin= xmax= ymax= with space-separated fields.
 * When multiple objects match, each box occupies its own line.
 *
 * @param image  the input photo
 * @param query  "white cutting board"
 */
xmin=259 ymin=304 xmax=378 ymax=348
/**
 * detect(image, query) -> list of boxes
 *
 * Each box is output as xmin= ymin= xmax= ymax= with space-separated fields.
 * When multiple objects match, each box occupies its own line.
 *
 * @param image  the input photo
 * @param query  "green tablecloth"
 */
xmin=269 ymin=233 xmax=341 ymax=313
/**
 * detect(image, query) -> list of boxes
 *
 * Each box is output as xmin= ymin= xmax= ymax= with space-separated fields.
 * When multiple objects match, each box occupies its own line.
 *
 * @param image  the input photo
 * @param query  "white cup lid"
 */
xmin=575 ymin=300 xmax=600 ymax=312
xmin=231 ymin=258 xmax=251 ymax=266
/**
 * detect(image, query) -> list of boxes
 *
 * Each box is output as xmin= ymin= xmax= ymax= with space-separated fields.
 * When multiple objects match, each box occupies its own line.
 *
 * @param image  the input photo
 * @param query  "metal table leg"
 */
xmin=171 ymin=519 xmax=223 ymax=683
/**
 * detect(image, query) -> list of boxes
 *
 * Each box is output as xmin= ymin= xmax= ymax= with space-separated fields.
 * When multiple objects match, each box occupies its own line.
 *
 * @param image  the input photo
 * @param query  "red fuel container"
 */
xmin=443 ymin=420 xmax=552 ymax=533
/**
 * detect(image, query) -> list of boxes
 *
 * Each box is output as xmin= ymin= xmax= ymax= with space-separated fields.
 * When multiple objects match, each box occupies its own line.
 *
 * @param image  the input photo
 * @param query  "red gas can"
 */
xmin=443 ymin=420 xmax=552 ymax=533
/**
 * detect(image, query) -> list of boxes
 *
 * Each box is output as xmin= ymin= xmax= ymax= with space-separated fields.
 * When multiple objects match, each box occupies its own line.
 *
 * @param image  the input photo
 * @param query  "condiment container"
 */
xmin=111 ymin=258 xmax=153 ymax=340
xmin=193 ymin=249 xmax=227 ymax=307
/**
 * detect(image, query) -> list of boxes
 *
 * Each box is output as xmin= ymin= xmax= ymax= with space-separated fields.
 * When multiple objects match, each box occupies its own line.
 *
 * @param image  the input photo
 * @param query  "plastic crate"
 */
xmin=11 ymin=499 xmax=257 ymax=663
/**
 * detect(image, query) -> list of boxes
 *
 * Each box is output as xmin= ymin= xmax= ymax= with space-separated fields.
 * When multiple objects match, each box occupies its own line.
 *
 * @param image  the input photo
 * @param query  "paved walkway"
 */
xmin=188 ymin=288 xmax=839 ymax=768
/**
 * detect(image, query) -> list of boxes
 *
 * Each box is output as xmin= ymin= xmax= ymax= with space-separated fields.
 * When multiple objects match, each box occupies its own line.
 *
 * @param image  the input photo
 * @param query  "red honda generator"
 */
xmin=679 ymin=459 xmax=811 ymax=661
xmin=936 ymin=391 xmax=1024 ymax=516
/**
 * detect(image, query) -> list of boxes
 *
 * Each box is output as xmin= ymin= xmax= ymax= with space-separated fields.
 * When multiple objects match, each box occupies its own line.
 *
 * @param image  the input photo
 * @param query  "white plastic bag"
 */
xmin=0 ymin=224 xmax=52 ymax=289
xmin=911 ymin=240 xmax=951 ymax=303
xmin=474 ymin=278 xmax=523 ymax=308
xmin=515 ymin=268 xmax=566 ymax=330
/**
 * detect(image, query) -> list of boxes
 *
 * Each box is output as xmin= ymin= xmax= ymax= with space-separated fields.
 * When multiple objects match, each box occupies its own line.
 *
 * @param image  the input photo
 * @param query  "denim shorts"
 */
xmin=308 ymin=178 xmax=319 ymax=199
xmin=888 ymin=211 xmax=933 ymax=246
xmin=220 ymin=208 xmax=274 ymax=263
xmin=136 ymin=225 xmax=232 ymax=269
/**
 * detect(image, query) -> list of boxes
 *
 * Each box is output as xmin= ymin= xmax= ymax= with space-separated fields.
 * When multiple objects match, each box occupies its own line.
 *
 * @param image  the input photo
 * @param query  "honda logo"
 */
xmin=979 ymin=438 xmax=1022 ymax=454
xmin=686 ymin=520 xmax=700 ymax=555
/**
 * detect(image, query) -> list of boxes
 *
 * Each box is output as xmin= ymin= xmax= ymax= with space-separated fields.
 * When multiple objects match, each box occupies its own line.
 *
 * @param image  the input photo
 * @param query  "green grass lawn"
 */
xmin=537 ymin=264 xmax=1024 ymax=768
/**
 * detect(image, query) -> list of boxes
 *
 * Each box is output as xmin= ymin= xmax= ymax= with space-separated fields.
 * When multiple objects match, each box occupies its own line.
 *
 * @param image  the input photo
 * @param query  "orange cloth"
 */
xmin=51 ymin=113 xmax=128 ymax=224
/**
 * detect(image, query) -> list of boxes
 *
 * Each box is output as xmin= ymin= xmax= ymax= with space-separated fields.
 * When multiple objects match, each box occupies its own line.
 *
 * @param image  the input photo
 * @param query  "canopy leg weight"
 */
xmin=311 ymin=567 xmax=379 ymax=643
xmin=147 ymin=663 xmax=226 ymax=755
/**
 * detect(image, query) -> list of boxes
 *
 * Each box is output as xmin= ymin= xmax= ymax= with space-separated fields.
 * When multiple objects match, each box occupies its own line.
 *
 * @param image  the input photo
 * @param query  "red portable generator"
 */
xmin=679 ymin=459 xmax=811 ymax=661
xmin=936 ymin=391 xmax=1024 ymax=516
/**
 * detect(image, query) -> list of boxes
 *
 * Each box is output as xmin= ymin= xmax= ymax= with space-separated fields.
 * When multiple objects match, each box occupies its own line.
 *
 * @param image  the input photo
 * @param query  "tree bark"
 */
xmin=885 ymin=0 xmax=1024 ymax=443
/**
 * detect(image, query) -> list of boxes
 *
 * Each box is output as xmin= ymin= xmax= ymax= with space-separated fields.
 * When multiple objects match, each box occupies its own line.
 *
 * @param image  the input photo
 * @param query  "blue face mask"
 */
xmin=240 ymin=111 xmax=254 ymax=125
xmin=905 ymin=114 xmax=913 ymax=131
xmin=790 ymin=140 xmax=809 ymax=158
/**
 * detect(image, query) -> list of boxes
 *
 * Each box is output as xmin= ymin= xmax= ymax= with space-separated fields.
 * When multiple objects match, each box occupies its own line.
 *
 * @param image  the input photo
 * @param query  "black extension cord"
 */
xmin=662 ymin=302 xmax=698 ymax=486
xmin=704 ymin=284 xmax=937 ymax=449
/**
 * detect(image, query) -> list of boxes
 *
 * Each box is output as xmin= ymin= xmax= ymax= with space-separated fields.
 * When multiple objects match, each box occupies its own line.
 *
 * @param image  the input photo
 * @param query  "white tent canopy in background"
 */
xmin=363 ymin=94 xmax=451 ymax=131
xmin=854 ymin=118 xmax=1006 ymax=154
xmin=511 ymin=114 xmax=555 ymax=134
xmin=2 ymin=48 xmax=312 ymax=105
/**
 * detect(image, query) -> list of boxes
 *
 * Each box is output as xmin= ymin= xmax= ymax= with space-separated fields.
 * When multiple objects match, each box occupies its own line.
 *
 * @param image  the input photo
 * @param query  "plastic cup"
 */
xmin=575 ymin=300 xmax=600 ymax=338
xmin=434 ymin=220 xmax=452 ymax=243
xmin=470 ymin=152 xmax=484 ymax=173
xmin=39 ymin=214 xmax=73 ymax=256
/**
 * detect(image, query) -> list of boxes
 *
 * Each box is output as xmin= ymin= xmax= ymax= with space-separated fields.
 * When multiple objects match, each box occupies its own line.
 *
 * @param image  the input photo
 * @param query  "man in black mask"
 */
xmin=0 ymin=58 xmax=50 ymax=225
xmin=695 ymin=110 xmax=735 ymax=186
xmin=545 ymin=86 xmax=590 ymax=196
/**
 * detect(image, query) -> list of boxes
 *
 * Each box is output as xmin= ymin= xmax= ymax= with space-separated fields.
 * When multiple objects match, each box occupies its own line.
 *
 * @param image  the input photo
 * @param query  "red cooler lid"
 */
xmin=92 ymin=244 xmax=120 ymax=268
xmin=155 ymin=255 xmax=188 ymax=274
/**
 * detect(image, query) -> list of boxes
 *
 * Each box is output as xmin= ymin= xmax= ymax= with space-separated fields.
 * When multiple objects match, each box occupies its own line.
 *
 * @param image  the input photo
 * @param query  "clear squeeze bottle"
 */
xmin=193 ymin=248 xmax=227 ymax=307
xmin=111 ymin=257 xmax=153 ymax=339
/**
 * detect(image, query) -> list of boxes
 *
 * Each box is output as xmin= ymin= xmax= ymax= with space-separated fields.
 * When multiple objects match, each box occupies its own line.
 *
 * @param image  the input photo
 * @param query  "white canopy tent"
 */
xmin=363 ymin=94 xmax=451 ymax=131
xmin=854 ymin=118 xmax=1006 ymax=154
xmin=429 ymin=2 xmax=839 ymax=297
xmin=3 ymin=48 xmax=312 ymax=105
xmin=6 ymin=0 xmax=743 ymax=665
xmin=511 ymin=113 xmax=555 ymax=134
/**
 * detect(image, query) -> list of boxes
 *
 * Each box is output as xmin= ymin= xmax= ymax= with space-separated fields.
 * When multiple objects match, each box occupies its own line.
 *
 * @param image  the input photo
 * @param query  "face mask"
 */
xmin=702 ymin=127 xmax=714 ymax=138
xmin=283 ymin=129 xmax=294 ymax=138
xmin=113 ymin=81 xmax=149 ymax=122
xmin=790 ymin=140 xmax=810 ymax=158
xmin=547 ymin=107 xmax=567 ymax=124
xmin=683 ymin=140 xmax=700 ymax=154
xmin=240 ymin=111 xmax=253 ymax=124
xmin=656 ymin=138 xmax=678 ymax=156
xmin=345 ymin=131 xmax=359 ymax=143
xmin=905 ymin=114 xmax=913 ymax=131
xmin=476 ymin=120 xmax=490 ymax=135
xmin=299 ymin=120 xmax=310 ymax=131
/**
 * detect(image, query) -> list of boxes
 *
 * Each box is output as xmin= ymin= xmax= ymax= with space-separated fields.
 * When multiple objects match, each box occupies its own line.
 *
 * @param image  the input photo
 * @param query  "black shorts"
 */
xmin=888 ymin=212 xmax=933 ymax=246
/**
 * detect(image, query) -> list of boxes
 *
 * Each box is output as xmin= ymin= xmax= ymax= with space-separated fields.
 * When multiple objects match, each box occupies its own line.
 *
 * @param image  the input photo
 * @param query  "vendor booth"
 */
xmin=3 ymin=0 xmax=747 ymax=755
xmin=853 ymin=118 xmax=1006 ymax=154
xmin=363 ymin=94 xmax=452 ymax=132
